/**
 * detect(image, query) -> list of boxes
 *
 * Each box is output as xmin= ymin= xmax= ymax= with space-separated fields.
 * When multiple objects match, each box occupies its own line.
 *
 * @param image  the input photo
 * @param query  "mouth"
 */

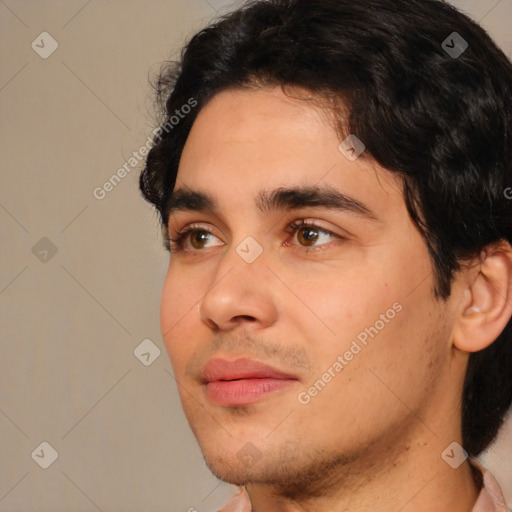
xmin=201 ymin=357 xmax=299 ymax=406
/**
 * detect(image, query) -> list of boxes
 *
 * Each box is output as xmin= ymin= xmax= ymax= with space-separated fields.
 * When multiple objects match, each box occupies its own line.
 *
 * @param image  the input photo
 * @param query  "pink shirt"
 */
xmin=217 ymin=463 xmax=508 ymax=512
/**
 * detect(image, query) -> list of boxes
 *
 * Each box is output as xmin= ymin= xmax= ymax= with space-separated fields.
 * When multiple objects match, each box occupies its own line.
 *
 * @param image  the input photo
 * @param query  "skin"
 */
xmin=159 ymin=85 xmax=512 ymax=511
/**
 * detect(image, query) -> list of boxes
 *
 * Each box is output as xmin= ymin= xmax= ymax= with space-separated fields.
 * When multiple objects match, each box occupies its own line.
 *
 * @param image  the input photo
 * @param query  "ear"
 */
xmin=453 ymin=241 xmax=512 ymax=353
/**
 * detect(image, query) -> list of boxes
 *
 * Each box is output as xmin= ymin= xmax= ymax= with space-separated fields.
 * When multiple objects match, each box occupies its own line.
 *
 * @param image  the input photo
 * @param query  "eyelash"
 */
xmin=166 ymin=219 xmax=345 ymax=253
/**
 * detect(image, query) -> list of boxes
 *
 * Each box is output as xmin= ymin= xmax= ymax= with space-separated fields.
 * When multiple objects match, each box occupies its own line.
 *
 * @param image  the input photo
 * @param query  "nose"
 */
xmin=198 ymin=246 xmax=278 ymax=332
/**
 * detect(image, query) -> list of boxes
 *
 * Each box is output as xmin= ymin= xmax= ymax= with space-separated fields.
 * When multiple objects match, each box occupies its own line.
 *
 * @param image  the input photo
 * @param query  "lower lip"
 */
xmin=205 ymin=378 xmax=297 ymax=406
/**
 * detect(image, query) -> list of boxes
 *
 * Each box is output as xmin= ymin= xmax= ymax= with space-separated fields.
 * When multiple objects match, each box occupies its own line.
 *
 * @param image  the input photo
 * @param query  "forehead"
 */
xmin=174 ymin=86 xmax=402 ymax=218
xmin=179 ymin=87 xmax=329 ymax=177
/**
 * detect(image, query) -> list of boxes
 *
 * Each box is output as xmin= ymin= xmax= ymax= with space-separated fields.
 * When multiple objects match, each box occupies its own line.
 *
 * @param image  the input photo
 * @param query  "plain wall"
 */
xmin=1 ymin=1 xmax=511 ymax=510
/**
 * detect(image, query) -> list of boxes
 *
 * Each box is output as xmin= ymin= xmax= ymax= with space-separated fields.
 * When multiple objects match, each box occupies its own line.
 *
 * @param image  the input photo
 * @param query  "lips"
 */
xmin=202 ymin=358 xmax=299 ymax=406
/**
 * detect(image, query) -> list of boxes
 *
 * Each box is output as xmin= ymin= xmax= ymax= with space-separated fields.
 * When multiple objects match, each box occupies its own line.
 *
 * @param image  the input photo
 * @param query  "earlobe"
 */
xmin=453 ymin=242 xmax=512 ymax=353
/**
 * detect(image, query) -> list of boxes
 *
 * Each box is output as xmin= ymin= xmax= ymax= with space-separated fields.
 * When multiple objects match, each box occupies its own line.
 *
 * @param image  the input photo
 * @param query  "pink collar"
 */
xmin=470 ymin=459 xmax=508 ymax=512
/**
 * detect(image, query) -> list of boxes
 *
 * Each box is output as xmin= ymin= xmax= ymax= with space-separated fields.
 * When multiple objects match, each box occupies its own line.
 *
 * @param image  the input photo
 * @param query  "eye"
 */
xmin=166 ymin=219 xmax=345 ymax=253
xmin=284 ymin=219 xmax=344 ymax=251
xmin=167 ymin=223 xmax=223 ymax=252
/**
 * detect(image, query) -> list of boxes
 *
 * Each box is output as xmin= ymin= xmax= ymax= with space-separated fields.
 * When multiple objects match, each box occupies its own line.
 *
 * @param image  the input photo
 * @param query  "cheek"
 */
xmin=159 ymin=267 xmax=199 ymax=370
xmin=160 ymin=264 xmax=202 ymax=326
xmin=300 ymin=270 xmax=395 ymax=348
xmin=299 ymin=252 xmax=440 ymax=384
xmin=296 ymin=298 xmax=447 ymax=445
xmin=359 ymin=290 xmax=446 ymax=398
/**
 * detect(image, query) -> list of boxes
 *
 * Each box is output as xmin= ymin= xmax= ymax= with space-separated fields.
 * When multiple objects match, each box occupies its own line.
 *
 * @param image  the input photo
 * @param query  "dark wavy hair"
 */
xmin=139 ymin=0 xmax=512 ymax=457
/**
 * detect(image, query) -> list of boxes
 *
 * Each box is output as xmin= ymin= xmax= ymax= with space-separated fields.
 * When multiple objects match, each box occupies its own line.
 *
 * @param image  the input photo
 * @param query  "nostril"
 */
xmin=204 ymin=318 xmax=219 ymax=331
xmin=236 ymin=315 xmax=256 ymax=322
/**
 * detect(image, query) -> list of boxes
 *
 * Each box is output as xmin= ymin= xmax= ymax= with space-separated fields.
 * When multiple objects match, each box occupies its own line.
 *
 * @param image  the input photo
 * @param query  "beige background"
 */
xmin=1 ymin=1 xmax=511 ymax=510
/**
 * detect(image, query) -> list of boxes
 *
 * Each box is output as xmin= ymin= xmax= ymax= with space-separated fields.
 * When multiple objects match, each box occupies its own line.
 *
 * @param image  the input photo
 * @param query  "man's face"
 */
xmin=160 ymin=86 xmax=457 ymax=490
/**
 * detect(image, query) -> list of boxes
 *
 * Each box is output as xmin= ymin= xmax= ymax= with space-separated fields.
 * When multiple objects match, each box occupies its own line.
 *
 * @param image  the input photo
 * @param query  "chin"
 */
xmin=201 ymin=445 xmax=359 ymax=500
xmin=197 ymin=434 xmax=359 ymax=497
xmin=201 ymin=450 xmax=255 ymax=486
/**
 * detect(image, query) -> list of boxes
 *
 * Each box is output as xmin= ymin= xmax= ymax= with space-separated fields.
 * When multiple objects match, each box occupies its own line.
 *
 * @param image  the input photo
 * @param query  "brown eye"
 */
xmin=168 ymin=225 xmax=224 ymax=253
xmin=286 ymin=220 xmax=340 ymax=250
xmin=190 ymin=231 xmax=210 ymax=249
xmin=297 ymin=227 xmax=320 ymax=246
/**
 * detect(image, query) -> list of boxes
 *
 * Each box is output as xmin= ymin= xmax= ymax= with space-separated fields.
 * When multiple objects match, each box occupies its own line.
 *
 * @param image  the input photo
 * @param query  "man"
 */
xmin=139 ymin=0 xmax=512 ymax=510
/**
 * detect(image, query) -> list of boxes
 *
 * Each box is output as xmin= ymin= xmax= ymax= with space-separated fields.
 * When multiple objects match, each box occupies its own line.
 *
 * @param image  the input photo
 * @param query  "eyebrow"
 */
xmin=165 ymin=184 xmax=380 ymax=223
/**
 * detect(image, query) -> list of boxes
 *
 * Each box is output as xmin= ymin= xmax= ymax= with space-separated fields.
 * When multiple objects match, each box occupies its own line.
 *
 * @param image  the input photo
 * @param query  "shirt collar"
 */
xmin=470 ymin=459 xmax=508 ymax=512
